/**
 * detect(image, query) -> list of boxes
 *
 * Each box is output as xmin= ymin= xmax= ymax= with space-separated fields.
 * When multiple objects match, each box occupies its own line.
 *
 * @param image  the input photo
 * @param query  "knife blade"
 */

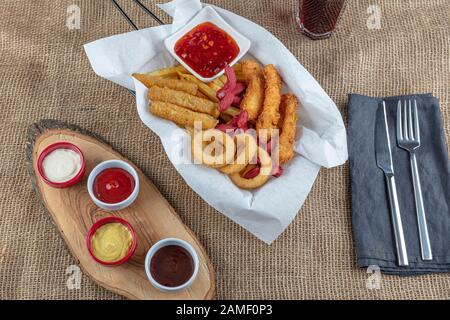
xmin=375 ymin=102 xmax=394 ymax=175
xmin=375 ymin=101 xmax=409 ymax=266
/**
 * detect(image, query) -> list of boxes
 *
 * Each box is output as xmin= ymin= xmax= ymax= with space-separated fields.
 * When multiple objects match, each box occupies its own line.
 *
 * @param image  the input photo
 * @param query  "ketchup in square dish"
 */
xmin=174 ymin=22 xmax=240 ymax=78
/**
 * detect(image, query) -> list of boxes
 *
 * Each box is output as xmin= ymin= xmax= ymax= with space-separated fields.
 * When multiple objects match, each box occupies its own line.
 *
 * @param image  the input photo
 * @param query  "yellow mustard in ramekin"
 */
xmin=91 ymin=223 xmax=133 ymax=263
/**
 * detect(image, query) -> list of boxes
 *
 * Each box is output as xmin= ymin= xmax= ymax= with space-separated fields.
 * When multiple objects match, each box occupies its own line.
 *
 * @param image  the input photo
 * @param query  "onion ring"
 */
xmin=229 ymin=147 xmax=272 ymax=189
xmin=192 ymin=129 xmax=235 ymax=168
xmin=219 ymin=133 xmax=258 ymax=174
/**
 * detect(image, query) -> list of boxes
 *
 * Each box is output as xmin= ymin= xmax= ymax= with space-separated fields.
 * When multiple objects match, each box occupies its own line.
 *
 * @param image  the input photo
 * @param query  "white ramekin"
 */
xmin=145 ymin=238 xmax=199 ymax=292
xmin=87 ymin=160 xmax=140 ymax=211
xmin=164 ymin=6 xmax=251 ymax=82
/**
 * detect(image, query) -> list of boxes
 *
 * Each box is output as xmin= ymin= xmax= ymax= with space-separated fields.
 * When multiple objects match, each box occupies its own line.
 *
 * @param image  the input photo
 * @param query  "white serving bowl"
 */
xmin=145 ymin=238 xmax=199 ymax=292
xmin=164 ymin=5 xmax=251 ymax=82
xmin=87 ymin=160 xmax=139 ymax=211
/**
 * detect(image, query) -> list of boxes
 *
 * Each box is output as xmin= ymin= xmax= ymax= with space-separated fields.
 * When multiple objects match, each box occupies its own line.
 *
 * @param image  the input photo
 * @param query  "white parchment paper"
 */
xmin=84 ymin=0 xmax=347 ymax=244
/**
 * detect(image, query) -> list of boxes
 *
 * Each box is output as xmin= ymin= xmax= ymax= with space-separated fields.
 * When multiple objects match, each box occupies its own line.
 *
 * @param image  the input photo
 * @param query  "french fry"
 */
xmin=178 ymin=73 xmax=219 ymax=102
xmin=220 ymin=113 xmax=232 ymax=122
xmin=217 ymin=72 xmax=245 ymax=84
xmin=147 ymin=65 xmax=188 ymax=77
xmin=218 ymin=75 xmax=227 ymax=85
xmin=149 ymin=86 xmax=219 ymax=118
xmin=196 ymin=91 xmax=208 ymax=99
xmin=222 ymin=106 xmax=241 ymax=117
xmin=162 ymin=74 xmax=179 ymax=79
xmin=133 ymin=73 xmax=198 ymax=95
xmin=150 ymin=101 xmax=218 ymax=129
xmin=208 ymin=79 xmax=223 ymax=92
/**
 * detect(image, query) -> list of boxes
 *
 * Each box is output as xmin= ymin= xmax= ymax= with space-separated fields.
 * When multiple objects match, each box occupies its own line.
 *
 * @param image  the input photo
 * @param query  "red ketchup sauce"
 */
xmin=93 ymin=168 xmax=135 ymax=204
xmin=150 ymin=245 xmax=194 ymax=287
xmin=174 ymin=22 xmax=240 ymax=78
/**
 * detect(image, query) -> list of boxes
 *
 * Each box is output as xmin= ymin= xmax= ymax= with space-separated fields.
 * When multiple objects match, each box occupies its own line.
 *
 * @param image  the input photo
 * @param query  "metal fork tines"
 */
xmin=396 ymin=100 xmax=432 ymax=261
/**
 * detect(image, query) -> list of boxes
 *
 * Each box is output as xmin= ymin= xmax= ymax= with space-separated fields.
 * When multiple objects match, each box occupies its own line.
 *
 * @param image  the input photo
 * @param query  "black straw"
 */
xmin=111 ymin=0 xmax=165 ymax=96
xmin=133 ymin=0 xmax=164 ymax=25
xmin=111 ymin=0 xmax=139 ymax=30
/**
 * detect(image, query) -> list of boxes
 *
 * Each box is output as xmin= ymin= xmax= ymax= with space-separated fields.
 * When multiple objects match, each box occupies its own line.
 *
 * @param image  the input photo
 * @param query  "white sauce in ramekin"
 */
xmin=42 ymin=148 xmax=82 ymax=183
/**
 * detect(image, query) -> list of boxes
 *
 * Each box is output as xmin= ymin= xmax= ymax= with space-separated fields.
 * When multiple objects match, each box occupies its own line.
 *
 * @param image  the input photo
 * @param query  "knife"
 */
xmin=375 ymin=101 xmax=409 ymax=266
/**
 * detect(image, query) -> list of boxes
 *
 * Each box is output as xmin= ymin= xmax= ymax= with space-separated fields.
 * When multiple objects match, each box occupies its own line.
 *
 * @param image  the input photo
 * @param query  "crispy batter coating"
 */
xmin=219 ymin=133 xmax=258 ymax=174
xmin=133 ymin=73 xmax=198 ymax=95
xmin=149 ymin=86 xmax=219 ymax=118
xmin=278 ymin=94 xmax=298 ymax=164
xmin=256 ymin=64 xmax=282 ymax=140
xmin=229 ymin=147 xmax=272 ymax=189
xmin=241 ymin=60 xmax=261 ymax=82
xmin=192 ymin=129 xmax=236 ymax=168
xmin=240 ymin=61 xmax=265 ymax=121
xmin=149 ymin=101 xmax=218 ymax=129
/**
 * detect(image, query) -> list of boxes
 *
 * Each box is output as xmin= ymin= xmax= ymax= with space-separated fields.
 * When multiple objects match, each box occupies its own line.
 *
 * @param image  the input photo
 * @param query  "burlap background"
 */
xmin=1 ymin=0 xmax=449 ymax=299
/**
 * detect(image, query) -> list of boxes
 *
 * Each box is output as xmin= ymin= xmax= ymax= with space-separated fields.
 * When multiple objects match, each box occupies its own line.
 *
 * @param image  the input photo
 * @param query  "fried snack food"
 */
xmin=241 ymin=60 xmax=260 ymax=82
xmin=256 ymin=64 xmax=282 ymax=140
xmin=192 ymin=129 xmax=235 ymax=168
xmin=278 ymin=94 xmax=298 ymax=164
xmin=240 ymin=60 xmax=265 ymax=121
xmin=133 ymin=73 xmax=198 ymax=95
xmin=218 ymin=75 xmax=227 ymax=85
xmin=149 ymin=86 xmax=220 ymax=118
xmin=232 ymin=62 xmax=242 ymax=73
xmin=178 ymin=73 xmax=219 ymax=102
xmin=219 ymin=133 xmax=258 ymax=174
xmin=229 ymin=147 xmax=272 ymax=189
xmin=150 ymin=101 xmax=218 ymax=129
xmin=222 ymin=106 xmax=241 ymax=118
xmin=147 ymin=65 xmax=187 ymax=77
xmin=195 ymin=91 xmax=208 ymax=99
xmin=208 ymin=78 xmax=224 ymax=92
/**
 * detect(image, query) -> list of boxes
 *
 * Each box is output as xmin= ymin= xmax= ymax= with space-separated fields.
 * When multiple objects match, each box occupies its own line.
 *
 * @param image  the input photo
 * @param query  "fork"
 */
xmin=396 ymin=100 xmax=432 ymax=261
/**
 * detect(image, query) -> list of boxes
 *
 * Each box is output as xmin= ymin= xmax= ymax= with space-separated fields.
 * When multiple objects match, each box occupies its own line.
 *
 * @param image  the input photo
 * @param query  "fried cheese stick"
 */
xmin=240 ymin=60 xmax=265 ymax=121
xmin=133 ymin=73 xmax=198 ymax=95
xmin=256 ymin=64 xmax=282 ymax=140
xmin=278 ymin=94 xmax=298 ymax=164
xmin=150 ymin=101 xmax=218 ymax=129
xmin=149 ymin=86 xmax=220 ymax=118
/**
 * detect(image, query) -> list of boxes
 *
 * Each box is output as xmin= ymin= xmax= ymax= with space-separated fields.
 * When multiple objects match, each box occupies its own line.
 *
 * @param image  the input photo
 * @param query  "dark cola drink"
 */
xmin=296 ymin=0 xmax=345 ymax=40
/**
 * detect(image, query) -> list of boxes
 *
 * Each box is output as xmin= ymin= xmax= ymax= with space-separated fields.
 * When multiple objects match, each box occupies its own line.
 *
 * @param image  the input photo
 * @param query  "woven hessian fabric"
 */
xmin=0 ymin=0 xmax=449 ymax=299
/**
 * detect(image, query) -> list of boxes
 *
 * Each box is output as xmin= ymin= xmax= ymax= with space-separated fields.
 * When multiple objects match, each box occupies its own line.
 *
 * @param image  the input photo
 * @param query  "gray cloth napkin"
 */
xmin=348 ymin=93 xmax=450 ymax=275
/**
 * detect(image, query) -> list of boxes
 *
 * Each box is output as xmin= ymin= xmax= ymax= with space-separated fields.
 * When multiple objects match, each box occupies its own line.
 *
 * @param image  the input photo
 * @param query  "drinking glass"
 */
xmin=296 ymin=0 xmax=345 ymax=40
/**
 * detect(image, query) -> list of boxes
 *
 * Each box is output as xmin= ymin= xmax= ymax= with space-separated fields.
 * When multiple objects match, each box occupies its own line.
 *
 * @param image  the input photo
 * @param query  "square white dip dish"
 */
xmin=164 ymin=5 xmax=251 ymax=82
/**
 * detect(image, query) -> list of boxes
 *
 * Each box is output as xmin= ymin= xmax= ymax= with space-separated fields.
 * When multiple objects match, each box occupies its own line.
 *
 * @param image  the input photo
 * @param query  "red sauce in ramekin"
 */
xmin=174 ymin=22 xmax=240 ymax=78
xmin=93 ymin=168 xmax=135 ymax=204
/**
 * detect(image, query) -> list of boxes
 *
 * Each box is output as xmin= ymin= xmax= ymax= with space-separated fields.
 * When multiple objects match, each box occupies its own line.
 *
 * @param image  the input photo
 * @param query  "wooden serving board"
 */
xmin=26 ymin=120 xmax=215 ymax=300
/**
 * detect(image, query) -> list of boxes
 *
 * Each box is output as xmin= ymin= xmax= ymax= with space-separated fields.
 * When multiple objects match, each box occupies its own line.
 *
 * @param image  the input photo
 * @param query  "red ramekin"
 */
xmin=86 ymin=216 xmax=137 ymax=267
xmin=37 ymin=141 xmax=86 ymax=188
